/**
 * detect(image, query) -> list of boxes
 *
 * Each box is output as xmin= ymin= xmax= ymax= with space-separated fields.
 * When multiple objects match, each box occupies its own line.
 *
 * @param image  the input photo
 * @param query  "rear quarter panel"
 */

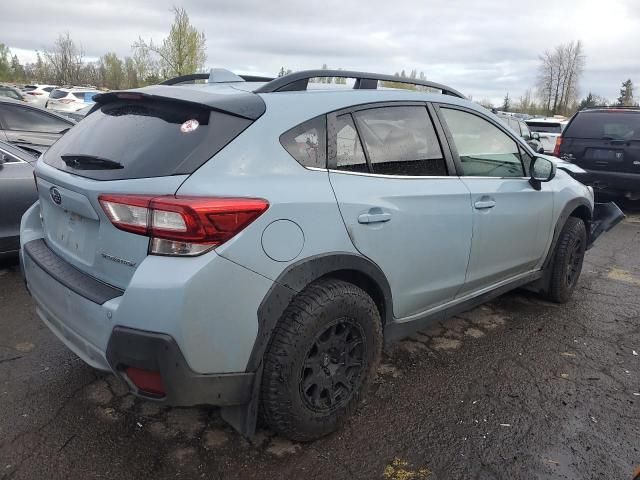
xmin=176 ymin=102 xmax=359 ymax=283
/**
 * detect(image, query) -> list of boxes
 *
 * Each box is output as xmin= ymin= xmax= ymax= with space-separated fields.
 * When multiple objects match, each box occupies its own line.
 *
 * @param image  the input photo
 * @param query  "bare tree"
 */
xmin=44 ymin=32 xmax=84 ymax=85
xmin=133 ymin=7 xmax=206 ymax=79
xmin=537 ymin=40 xmax=585 ymax=116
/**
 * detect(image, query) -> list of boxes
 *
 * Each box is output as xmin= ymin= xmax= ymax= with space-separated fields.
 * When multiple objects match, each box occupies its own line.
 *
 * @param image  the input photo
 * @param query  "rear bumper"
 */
xmin=22 ymin=238 xmax=259 ymax=406
xmin=579 ymin=168 xmax=640 ymax=194
xmin=106 ymin=327 xmax=255 ymax=406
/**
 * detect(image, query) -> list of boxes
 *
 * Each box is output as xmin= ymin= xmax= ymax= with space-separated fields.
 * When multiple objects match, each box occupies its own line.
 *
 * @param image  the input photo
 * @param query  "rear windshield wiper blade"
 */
xmin=61 ymin=154 xmax=124 ymax=170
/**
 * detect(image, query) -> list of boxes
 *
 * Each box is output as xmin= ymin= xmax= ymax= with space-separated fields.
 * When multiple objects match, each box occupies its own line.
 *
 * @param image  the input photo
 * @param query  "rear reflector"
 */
xmin=98 ymin=195 xmax=269 ymax=256
xmin=125 ymin=367 xmax=165 ymax=396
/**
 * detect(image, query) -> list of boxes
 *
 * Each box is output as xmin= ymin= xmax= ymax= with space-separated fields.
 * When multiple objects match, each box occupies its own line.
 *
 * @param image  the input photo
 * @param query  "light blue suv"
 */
xmin=20 ymin=69 xmax=623 ymax=441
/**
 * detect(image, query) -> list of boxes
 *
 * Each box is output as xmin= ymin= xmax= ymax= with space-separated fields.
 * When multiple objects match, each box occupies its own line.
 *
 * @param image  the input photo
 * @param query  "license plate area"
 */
xmin=42 ymin=202 xmax=100 ymax=265
xmin=587 ymin=148 xmax=624 ymax=164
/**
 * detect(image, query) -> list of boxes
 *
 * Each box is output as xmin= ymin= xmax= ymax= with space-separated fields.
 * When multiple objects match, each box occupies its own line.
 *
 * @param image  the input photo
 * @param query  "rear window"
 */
xmin=564 ymin=111 xmax=640 ymax=140
xmin=72 ymin=91 xmax=100 ymax=102
xmin=44 ymin=99 xmax=253 ymax=180
xmin=23 ymin=85 xmax=37 ymax=91
xmin=0 ymin=87 xmax=22 ymax=101
xmin=526 ymin=122 xmax=563 ymax=134
xmin=49 ymin=89 xmax=68 ymax=99
xmin=280 ymin=116 xmax=326 ymax=168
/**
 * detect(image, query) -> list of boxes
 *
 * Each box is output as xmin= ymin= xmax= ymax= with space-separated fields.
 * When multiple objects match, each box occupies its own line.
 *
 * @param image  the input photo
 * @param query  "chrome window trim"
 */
xmin=327 ymin=168 xmax=456 ymax=179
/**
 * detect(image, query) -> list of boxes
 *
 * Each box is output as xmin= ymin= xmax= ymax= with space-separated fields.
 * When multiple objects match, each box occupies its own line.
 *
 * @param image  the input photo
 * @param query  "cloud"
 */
xmin=4 ymin=0 xmax=640 ymax=103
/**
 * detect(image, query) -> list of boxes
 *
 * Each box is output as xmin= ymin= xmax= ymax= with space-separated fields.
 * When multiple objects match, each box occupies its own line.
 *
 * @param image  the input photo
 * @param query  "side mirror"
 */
xmin=0 ymin=153 xmax=7 ymax=168
xmin=531 ymin=132 xmax=540 ymax=140
xmin=529 ymin=156 xmax=556 ymax=190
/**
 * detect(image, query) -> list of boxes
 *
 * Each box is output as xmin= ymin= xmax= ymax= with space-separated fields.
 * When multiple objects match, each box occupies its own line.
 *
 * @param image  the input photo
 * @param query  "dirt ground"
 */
xmin=1 ymin=206 xmax=639 ymax=479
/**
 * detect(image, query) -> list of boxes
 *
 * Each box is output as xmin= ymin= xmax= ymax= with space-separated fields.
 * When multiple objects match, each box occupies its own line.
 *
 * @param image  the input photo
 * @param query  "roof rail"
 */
xmin=583 ymin=105 xmax=640 ymax=110
xmin=253 ymin=69 xmax=465 ymax=98
xmin=160 ymin=70 xmax=275 ymax=86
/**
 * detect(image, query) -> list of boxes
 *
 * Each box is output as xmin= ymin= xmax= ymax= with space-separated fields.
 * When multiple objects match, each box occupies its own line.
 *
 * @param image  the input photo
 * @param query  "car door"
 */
xmin=328 ymin=103 xmax=473 ymax=319
xmin=0 ymin=103 xmax=72 ymax=148
xmin=0 ymin=146 xmax=37 ymax=253
xmin=435 ymin=105 xmax=554 ymax=295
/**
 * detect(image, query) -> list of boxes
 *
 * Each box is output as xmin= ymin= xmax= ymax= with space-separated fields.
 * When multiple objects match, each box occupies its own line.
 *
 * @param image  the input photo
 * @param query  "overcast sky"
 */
xmin=4 ymin=0 xmax=640 ymax=104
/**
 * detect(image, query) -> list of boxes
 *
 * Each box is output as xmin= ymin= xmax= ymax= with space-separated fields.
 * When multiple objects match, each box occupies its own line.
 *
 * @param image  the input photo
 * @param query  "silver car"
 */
xmin=1 ymin=141 xmax=37 ymax=256
xmin=20 ymin=69 xmax=623 ymax=441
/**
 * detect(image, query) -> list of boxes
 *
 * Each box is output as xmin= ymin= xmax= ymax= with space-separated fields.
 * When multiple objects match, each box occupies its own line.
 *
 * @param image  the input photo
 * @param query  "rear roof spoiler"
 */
xmin=93 ymin=85 xmax=266 ymax=120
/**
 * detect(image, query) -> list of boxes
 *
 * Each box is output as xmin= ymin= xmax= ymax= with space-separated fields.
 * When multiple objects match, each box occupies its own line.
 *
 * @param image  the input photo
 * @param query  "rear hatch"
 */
xmin=525 ymin=121 xmax=564 ymax=153
xmin=36 ymin=86 xmax=264 ymax=289
xmin=560 ymin=110 xmax=640 ymax=174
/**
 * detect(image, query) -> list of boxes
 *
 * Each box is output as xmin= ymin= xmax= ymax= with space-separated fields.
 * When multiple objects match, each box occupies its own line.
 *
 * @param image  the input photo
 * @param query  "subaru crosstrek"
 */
xmin=20 ymin=69 xmax=623 ymax=441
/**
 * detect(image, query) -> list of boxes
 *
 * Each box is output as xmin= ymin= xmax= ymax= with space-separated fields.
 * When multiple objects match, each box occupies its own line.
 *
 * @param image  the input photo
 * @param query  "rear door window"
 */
xmin=335 ymin=114 xmax=368 ymax=172
xmin=353 ymin=106 xmax=447 ymax=176
xmin=0 ymin=105 xmax=72 ymax=133
xmin=564 ymin=111 xmax=640 ymax=140
xmin=43 ymin=99 xmax=253 ymax=180
xmin=280 ymin=116 xmax=326 ymax=168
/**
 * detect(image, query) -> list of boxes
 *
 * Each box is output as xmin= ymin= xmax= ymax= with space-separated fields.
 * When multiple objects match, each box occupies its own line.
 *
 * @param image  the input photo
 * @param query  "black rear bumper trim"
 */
xmin=106 ymin=326 xmax=254 ymax=407
xmin=23 ymin=239 xmax=123 ymax=305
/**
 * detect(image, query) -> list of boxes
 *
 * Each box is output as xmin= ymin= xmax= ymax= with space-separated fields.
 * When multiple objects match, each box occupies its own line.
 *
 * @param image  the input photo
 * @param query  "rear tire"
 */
xmin=546 ymin=217 xmax=587 ymax=303
xmin=261 ymin=279 xmax=382 ymax=442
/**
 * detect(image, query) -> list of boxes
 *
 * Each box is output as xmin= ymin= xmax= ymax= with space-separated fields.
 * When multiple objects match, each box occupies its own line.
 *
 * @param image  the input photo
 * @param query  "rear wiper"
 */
xmin=61 ymin=154 xmax=124 ymax=170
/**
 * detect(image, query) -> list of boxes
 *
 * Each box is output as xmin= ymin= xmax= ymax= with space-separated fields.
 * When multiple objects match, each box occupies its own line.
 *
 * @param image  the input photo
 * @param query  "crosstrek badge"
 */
xmin=180 ymin=119 xmax=199 ymax=133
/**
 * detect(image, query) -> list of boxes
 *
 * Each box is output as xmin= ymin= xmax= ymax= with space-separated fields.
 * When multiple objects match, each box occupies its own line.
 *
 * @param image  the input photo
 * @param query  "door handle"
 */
xmin=358 ymin=210 xmax=392 ymax=224
xmin=474 ymin=200 xmax=496 ymax=210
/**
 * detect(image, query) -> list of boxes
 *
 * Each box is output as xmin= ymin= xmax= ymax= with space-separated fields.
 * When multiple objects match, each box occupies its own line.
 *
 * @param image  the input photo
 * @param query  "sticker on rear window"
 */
xmin=180 ymin=119 xmax=199 ymax=133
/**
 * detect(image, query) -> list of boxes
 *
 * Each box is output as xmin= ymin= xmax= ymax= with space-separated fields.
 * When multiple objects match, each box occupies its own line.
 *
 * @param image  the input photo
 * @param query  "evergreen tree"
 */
xmin=502 ymin=92 xmax=511 ymax=112
xmin=0 ymin=44 xmax=12 ymax=81
xmin=617 ymin=79 xmax=634 ymax=106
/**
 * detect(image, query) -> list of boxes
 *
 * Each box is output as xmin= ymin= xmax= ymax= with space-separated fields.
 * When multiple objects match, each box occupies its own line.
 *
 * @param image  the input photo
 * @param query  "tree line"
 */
xmin=0 ymin=7 xmax=206 ymax=90
xmin=1 ymin=24 xmax=637 ymax=112
xmin=492 ymin=40 xmax=637 ymax=116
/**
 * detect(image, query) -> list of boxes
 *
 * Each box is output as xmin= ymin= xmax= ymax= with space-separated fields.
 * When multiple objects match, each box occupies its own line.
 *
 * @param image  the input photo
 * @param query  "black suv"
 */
xmin=558 ymin=107 xmax=640 ymax=199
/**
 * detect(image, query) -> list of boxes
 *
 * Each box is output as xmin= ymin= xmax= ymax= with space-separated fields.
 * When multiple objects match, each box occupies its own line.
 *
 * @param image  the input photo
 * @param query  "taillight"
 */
xmin=553 ymin=136 xmax=562 ymax=156
xmin=27 ymin=92 xmax=43 ymax=96
xmin=98 ymin=194 xmax=269 ymax=256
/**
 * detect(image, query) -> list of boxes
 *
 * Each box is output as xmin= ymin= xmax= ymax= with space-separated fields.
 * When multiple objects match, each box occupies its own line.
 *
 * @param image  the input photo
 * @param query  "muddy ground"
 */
xmin=1 ymin=205 xmax=639 ymax=479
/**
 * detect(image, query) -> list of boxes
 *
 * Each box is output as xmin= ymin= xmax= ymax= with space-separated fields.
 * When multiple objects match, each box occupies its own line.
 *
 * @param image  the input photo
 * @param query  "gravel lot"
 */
xmin=1 ymin=203 xmax=639 ymax=480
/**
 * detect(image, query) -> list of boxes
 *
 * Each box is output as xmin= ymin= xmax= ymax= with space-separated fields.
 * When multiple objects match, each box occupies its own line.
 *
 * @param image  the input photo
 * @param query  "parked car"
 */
xmin=0 ymin=141 xmax=37 ymax=256
xmin=20 ymin=69 xmax=623 ymax=442
xmin=496 ymin=113 xmax=544 ymax=153
xmin=557 ymin=106 xmax=640 ymax=199
xmin=46 ymin=87 xmax=102 ymax=113
xmin=0 ymin=85 xmax=26 ymax=102
xmin=0 ymin=98 xmax=75 ymax=155
xmin=525 ymin=117 xmax=568 ymax=154
xmin=22 ymin=84 xmax=59 ymax=107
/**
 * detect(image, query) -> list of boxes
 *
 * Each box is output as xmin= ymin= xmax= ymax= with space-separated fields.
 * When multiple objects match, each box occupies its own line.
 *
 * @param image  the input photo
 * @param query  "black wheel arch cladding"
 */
xmin=247 ymin=252 xmax=392 ymax=372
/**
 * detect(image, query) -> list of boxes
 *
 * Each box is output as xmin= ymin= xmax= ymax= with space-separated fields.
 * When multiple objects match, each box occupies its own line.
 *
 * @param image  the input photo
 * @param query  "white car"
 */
xmin=46 ymin=87 xmax=102 ymax=113
xmin=22 ymin=85 xmax=58 ymax=107
xmin=525 ymin=118 xmax=568 ymax=155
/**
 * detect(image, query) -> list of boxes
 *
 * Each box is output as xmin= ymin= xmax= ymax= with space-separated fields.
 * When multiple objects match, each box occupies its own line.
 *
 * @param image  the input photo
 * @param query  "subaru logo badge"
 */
xmin=50 ymin=187 xmax=62 ymax=205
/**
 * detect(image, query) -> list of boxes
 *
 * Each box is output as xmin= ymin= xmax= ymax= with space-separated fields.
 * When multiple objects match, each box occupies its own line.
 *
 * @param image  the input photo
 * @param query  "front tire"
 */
xmin=547 ymin=217 xmax=587 ymax=303
xmin=261 ymin=279 xmax=382 ymax=441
